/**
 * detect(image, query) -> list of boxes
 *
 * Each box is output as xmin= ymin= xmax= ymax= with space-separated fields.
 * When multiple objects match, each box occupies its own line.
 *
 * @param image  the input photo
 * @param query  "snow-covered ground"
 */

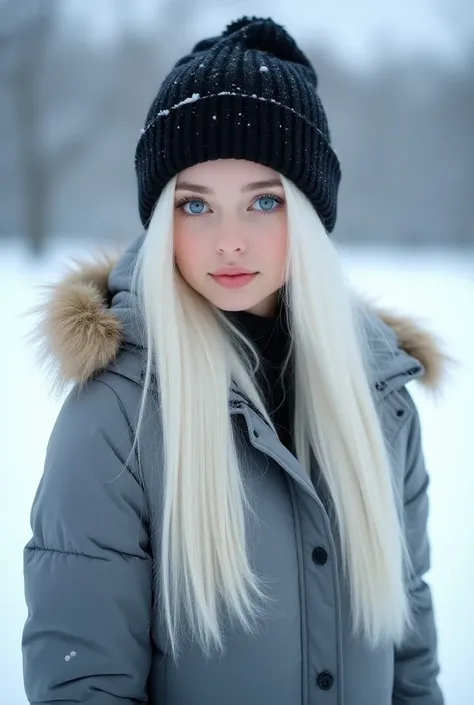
xmin=3 ymin=239 xmax=473 ymax=704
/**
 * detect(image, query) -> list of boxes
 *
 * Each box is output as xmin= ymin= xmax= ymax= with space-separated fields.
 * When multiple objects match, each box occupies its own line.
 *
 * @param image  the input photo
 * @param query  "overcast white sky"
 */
xmin=62 ymin=0 xmax=474 ymax=65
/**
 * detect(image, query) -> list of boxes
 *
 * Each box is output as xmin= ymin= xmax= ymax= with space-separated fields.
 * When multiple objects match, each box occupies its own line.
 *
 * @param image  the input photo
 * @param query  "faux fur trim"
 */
xmin=30 ymin=256 xmax=123 ymax=392
xmin=30 ymin=254 xmax=450 ymax=392
xmin=366 ymin=305 xmax=447 ymax=390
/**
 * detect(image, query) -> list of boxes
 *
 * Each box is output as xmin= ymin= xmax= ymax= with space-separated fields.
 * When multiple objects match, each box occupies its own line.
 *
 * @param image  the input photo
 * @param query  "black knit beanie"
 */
xmin=135 ymin=16 xmax=341 ymax=232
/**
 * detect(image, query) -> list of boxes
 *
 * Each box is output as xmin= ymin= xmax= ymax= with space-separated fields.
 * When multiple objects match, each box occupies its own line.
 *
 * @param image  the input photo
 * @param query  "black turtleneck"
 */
xmin=225 ymin=297 xmax=295 ymax=454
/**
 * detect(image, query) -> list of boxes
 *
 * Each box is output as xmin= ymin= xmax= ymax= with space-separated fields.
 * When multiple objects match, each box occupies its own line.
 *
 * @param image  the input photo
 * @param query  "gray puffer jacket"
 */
xmin=22 ymin=236 xmax=445 ymax=704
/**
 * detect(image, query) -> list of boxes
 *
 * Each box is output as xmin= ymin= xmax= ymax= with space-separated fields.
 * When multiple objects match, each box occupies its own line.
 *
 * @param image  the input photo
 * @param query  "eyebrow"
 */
xmin=175 ymin=178 xmax=283 ymax=194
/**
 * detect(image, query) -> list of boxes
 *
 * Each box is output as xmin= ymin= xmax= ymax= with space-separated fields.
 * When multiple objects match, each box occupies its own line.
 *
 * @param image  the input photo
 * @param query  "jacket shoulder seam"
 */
xmin=92 ymin=377 xmax=144 ymax=485
xmin=93 ymin=377 xmax=135 ymax=431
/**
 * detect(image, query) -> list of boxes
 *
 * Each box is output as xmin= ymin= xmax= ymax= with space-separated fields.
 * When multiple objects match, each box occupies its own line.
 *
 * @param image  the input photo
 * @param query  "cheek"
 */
xmin=259 ymin=217 xmax=288 ymax=269
xmin=174 ymin=222 xmax=202 ymax=273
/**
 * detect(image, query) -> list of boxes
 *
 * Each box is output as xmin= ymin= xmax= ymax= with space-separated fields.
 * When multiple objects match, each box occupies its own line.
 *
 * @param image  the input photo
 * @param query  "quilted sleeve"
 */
xmin=22 ymin=379 xmax=154 ymax=704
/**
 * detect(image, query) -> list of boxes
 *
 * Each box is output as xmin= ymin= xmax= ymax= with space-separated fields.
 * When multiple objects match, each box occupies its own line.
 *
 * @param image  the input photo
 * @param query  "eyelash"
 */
xmin=175 ymin=194 xmax=285 ymax=218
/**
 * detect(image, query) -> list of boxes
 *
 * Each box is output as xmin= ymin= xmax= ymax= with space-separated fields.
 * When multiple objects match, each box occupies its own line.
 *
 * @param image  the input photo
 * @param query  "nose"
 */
xmin=216 ymin=231 xmax=247 ymax=255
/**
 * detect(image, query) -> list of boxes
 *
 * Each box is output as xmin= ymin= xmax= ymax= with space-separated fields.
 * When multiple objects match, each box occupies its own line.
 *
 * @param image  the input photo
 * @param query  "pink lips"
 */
xmin=210 ymin=268 xmax=258 ymax=289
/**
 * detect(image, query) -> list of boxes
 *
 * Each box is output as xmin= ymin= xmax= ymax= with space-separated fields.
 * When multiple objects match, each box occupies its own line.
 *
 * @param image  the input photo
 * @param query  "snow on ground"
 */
xmin=2 ymin=239 xmax=473 ymax=704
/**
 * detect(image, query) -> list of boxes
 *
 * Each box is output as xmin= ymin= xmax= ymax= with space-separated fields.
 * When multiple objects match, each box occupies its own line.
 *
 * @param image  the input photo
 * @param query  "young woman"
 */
xmin=22 ymin=16 xmax=445 ymax=705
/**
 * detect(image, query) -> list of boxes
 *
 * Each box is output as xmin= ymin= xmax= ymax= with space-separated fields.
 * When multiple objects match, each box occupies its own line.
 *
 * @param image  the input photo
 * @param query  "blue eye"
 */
xmin=252 ymin=196 xmax=282 ymax=212
xmin=181 ymin=199 xmax=209 ymax=216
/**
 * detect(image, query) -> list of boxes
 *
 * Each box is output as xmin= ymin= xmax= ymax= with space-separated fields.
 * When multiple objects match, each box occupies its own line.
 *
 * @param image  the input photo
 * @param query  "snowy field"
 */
xmin=2 ymin=239 xmax=473 ymax=704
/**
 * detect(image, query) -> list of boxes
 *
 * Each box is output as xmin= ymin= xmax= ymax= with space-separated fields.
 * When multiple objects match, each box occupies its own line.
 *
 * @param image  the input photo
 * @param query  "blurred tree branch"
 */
xmin=0 ymin=0 xmax=203 ymax=253
xmin=1 ymin=0 xmax=57 ymax=254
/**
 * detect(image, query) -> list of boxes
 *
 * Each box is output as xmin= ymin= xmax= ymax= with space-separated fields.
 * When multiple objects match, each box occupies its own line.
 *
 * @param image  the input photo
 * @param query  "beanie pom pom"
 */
xmin=224 ymin=16 xmax=316 ymax=81
xmin=223 ymin=16 xmax=263 ymax=37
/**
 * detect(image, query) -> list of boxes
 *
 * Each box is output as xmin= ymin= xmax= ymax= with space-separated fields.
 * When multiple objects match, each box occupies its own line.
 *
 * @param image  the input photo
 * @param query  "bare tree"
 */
xmin=0 ymin=0 xmax=206 ymax=253
xmin=0 ymin=0 xmax=58 ymax=253
xmin=0 ymin=0 xmax=130 ymax=253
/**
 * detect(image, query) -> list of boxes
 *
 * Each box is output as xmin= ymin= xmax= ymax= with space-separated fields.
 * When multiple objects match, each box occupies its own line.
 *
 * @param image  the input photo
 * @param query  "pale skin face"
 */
xmin=173 ymin=159 xmax=288 ymax=317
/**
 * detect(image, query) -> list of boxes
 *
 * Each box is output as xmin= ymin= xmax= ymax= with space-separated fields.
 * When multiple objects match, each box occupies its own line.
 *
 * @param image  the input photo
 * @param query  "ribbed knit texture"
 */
xmin=135 ymin=16 xmax=341 ymax=232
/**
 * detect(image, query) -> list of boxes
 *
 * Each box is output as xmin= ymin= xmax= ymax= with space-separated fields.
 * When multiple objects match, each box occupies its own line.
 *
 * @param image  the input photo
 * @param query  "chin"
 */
xmin=212 ymin=292 xmax=278 ymax=318
xmin=213 ymin=297 xmax=256 ymax=312
xmin=196 ymin=281 xmax=279 ymax=315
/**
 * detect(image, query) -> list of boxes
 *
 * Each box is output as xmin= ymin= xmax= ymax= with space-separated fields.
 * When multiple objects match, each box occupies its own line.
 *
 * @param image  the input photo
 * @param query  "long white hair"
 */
xmin=131 ymin=173 xmax=414 ymax=660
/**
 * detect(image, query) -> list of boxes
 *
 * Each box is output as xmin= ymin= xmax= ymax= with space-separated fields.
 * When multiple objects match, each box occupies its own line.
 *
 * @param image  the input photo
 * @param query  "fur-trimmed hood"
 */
xmin=32 ymin=237 xmax=449 ymax=393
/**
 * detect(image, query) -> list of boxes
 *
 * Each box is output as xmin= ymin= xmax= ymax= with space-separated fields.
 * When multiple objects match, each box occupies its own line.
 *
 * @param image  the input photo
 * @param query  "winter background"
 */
xmin=1 ymin=0 xmax=473 ymax=703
